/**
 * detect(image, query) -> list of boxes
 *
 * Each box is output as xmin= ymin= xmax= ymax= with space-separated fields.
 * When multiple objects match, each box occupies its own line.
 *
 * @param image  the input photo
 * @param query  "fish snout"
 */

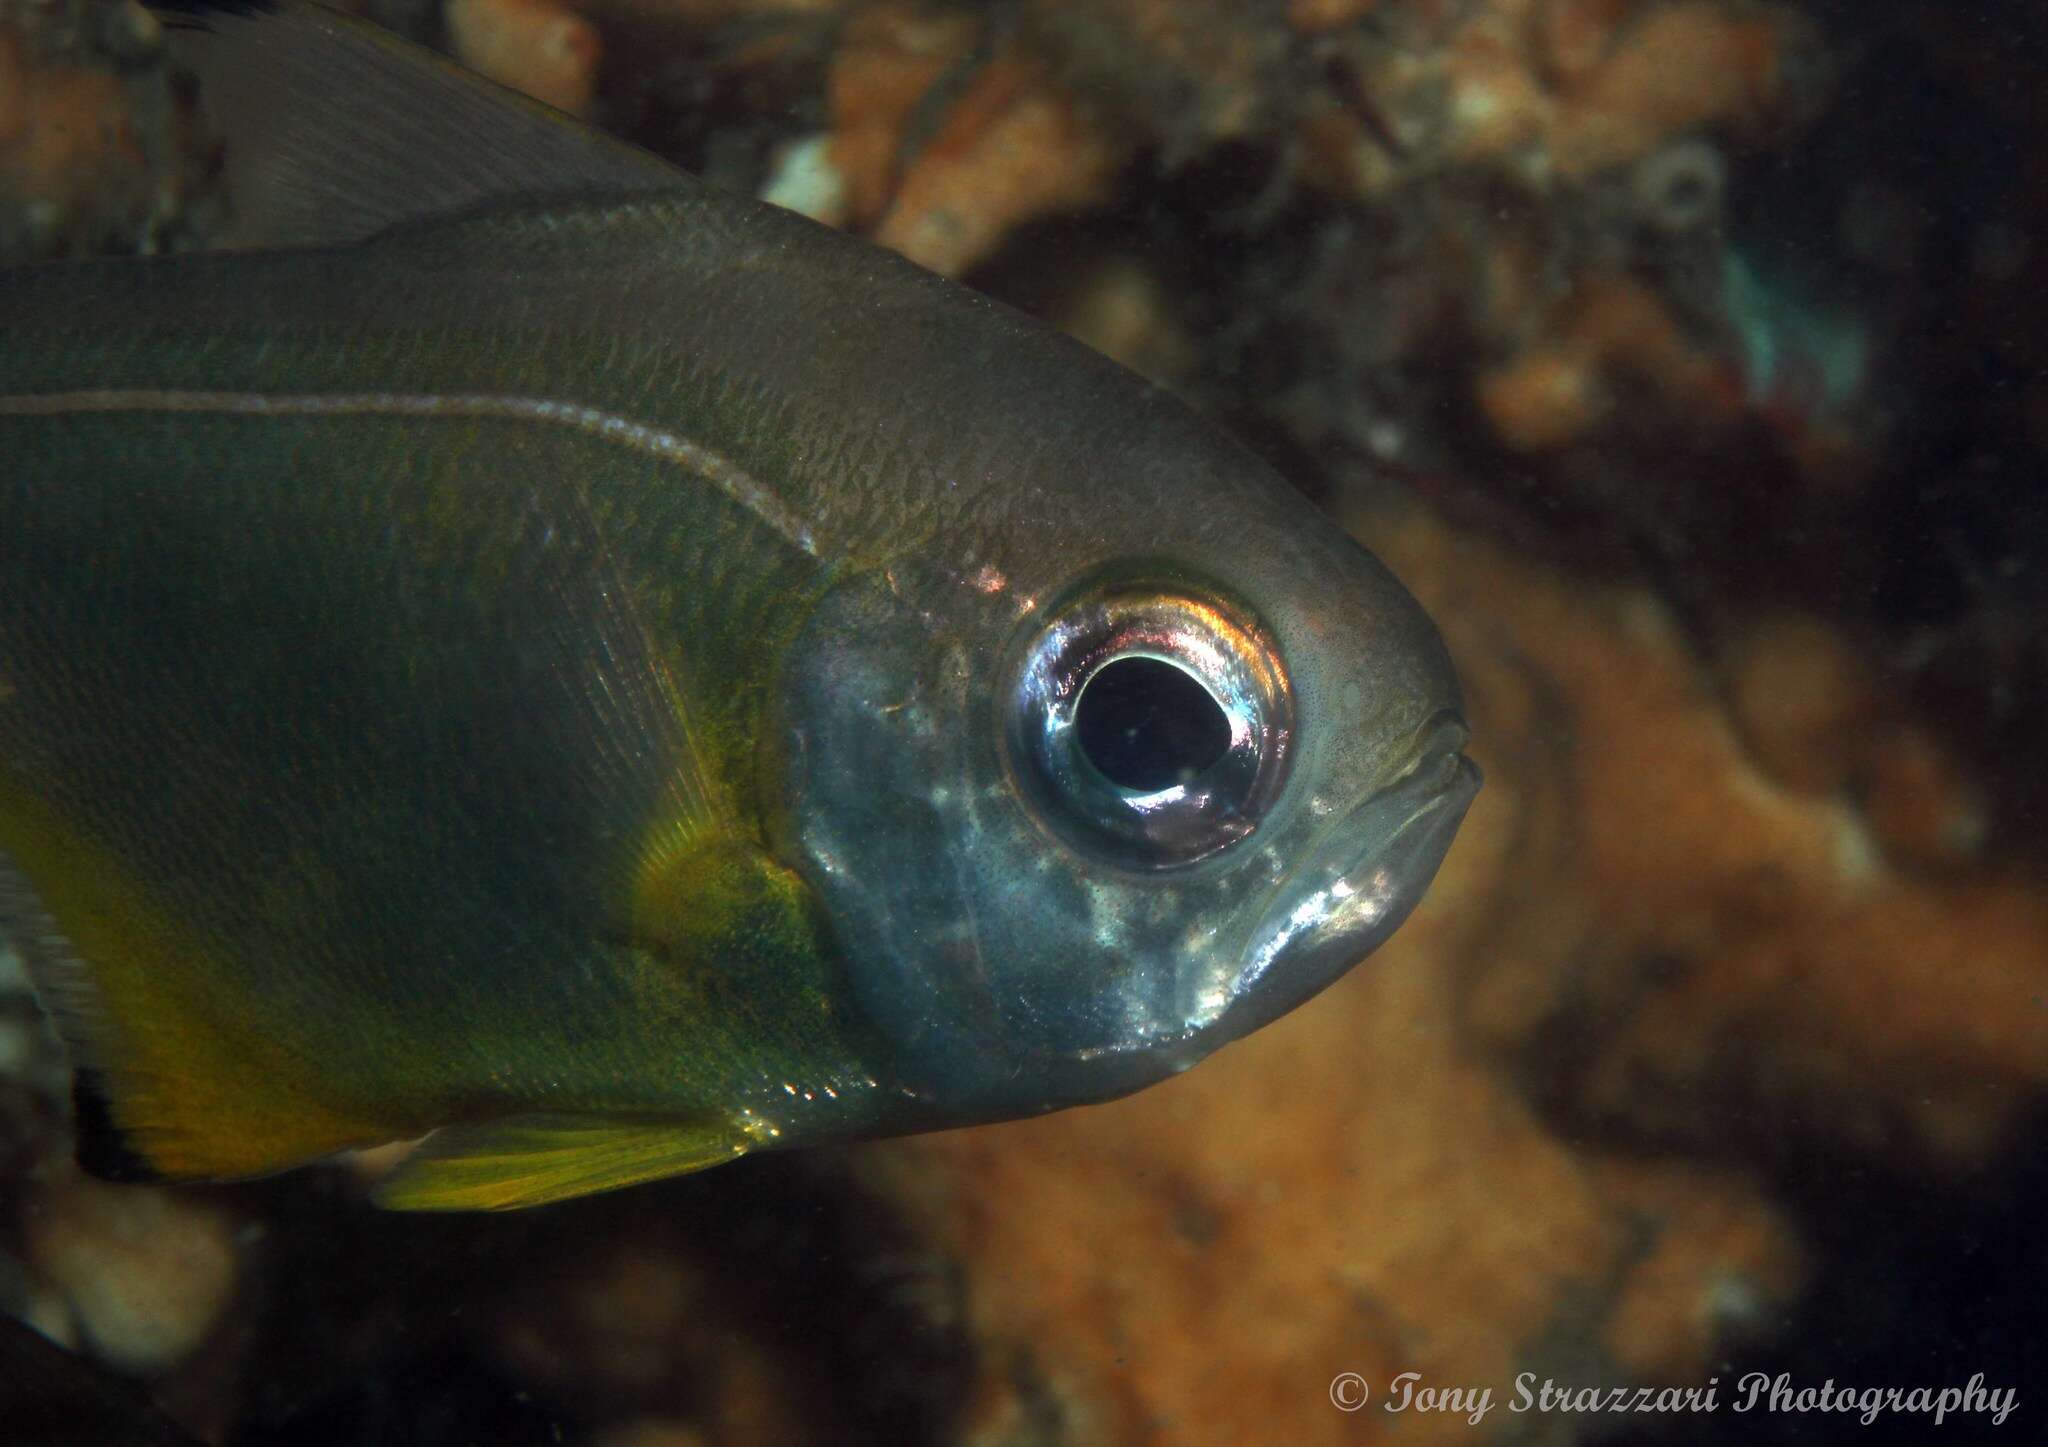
xmin=1222 ymin=716 xmax=1481 ymax=1038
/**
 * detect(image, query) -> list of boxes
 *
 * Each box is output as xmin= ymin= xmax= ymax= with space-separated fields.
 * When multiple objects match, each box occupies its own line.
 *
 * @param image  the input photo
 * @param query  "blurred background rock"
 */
xmin=2 ymin=0 xmax=2043 ymax=1441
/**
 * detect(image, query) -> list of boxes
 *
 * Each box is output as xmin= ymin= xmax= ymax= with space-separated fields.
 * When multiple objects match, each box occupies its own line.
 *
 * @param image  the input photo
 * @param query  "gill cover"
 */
xmin=775 ymin=558 xmax=1362 ymax=1123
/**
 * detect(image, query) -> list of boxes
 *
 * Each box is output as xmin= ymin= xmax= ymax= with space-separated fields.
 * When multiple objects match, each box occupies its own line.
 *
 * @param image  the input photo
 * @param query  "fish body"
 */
xmin=0 ymin=2 xmax=1477 ymax=1208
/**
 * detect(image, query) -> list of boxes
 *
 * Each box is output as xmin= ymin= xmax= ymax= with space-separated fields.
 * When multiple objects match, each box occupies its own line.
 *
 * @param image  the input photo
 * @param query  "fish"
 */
xmin=0 ymin=0 xmax=1479 ymax=1209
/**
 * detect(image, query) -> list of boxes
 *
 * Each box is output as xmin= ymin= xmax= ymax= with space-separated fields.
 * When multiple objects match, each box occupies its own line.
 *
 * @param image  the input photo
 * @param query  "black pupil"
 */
xmin=1074 ymin=656 xmax=1232 ymax=792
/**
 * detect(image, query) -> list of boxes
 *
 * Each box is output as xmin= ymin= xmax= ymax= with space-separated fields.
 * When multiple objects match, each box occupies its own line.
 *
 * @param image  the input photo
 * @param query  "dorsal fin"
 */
xmin=152 ymin=0 xmax=691 ymax=249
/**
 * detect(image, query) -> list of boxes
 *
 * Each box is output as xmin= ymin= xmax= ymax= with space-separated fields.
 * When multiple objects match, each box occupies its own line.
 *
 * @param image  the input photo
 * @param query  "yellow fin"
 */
xmin=373 ymin=1113 xmax=757 ymax=1211
xmin=0 ymin=788 xmax=392 ymax=1181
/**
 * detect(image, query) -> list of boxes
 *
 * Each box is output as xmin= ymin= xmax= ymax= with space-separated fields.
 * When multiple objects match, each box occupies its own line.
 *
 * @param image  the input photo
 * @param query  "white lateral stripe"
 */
xmin=0 ymin=388 xmax=818 ymax=556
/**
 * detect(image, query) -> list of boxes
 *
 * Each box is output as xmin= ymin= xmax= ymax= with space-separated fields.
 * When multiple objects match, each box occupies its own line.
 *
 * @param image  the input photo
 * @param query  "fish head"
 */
xmin=769 ymin=357 xmax=1477 ymax=1129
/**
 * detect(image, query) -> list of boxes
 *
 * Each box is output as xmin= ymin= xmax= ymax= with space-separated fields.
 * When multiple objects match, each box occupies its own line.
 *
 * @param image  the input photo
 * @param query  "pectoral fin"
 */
xmin=373 ymin=1113 xmax=757 ymax=1211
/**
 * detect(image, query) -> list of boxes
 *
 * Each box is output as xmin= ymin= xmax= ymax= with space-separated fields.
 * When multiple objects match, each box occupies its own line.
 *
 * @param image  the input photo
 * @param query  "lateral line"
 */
xmin=0 ymin=387 xmax=818 ymax=556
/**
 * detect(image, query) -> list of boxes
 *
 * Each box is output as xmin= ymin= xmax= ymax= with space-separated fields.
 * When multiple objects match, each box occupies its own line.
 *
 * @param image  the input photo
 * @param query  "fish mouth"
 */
xmin=1217 ymin=713 xmax=1481 ymax=1039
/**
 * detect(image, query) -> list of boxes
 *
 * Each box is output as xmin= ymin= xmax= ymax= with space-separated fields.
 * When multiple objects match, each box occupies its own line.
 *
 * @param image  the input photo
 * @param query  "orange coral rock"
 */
xmin=1368 ymin=506 xmax=2048 ymax=1176
xmin=829 ymin=5 xmax=1121 ymax=276
xmin=1443 ymin=13 xmax=1555 ymax=163
xmin=1287 ymin=0 xmax=1381 ymax=35
xmin=1725 ymin=617 xmax=1989 ymax=865
xmin=1553 ymin=2 xmax=1794 ymax=174
xmin=1727 ymin=611 xmax=1878 ymax=797
xmin=447 ymin=0 xmax=603 ymax=117
xmin=0 ymin=0 xmax=219 ymax=258
xmin=1477 ymin=273 xmax=1732 ymax=450
xmin=1301 ymin=0 xmax=1807 ymax=199
xmin=1476 ymin=344 xmax=1609 ymax=451
xmin=872 ymin=52 xmax=1118 ymax=277
xmin=826 ymin=3 xmax=978 ymax=232
xmin=1592 ymin=1159 xmax=1805 ymax=1381
xmin=594 ymin=0 xmax=838 ymax=19
xmin=1859 ymin=724 xmax=1988 ymax=868
xmin=1538 ymin=0 xmax=1637 ymax=87
xmin=0 ymin=35 xmax=143 ymax=239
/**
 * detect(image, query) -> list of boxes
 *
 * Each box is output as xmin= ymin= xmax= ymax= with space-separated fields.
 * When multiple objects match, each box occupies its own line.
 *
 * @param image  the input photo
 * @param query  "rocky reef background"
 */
xmin=2 ymin=0 xmax=2044 ymax=1441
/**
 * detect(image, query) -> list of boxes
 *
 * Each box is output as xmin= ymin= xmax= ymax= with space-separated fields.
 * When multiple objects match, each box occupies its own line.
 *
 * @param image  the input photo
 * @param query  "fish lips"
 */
xmin=1213 ymin=715 xmax=1481 ymax=1042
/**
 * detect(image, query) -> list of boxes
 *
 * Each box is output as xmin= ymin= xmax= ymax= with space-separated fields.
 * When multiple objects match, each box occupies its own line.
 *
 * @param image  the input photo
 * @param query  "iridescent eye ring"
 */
xmin=1006 ymin=582 xmax=1294 ymax=869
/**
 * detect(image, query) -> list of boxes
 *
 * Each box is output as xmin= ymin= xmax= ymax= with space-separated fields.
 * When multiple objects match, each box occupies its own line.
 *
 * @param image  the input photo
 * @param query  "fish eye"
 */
xmin=1074 ymin=656 xmax=1232 ymax=791
xmin=1007 ymin=581 xmax=1294 ymax=868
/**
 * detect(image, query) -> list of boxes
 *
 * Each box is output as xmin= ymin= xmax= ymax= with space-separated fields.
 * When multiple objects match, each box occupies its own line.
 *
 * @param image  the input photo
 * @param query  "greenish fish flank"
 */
xmin=0 ymin=0 xmax=1479 ymax=1209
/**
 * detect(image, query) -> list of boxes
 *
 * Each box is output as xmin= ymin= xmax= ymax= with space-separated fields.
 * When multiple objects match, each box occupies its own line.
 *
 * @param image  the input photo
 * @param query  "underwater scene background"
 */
xmin=1 ymin=0 xmax=2043 ymax=1441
